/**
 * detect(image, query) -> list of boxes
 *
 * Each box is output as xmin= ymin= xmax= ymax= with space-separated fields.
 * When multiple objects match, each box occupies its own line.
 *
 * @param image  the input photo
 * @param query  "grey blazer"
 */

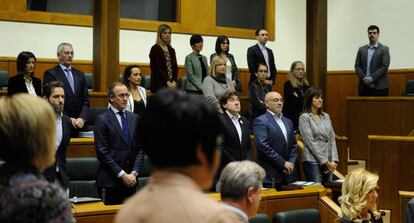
xmin=298 ymin=112 xmax=338 ymax=165
xmin=184 ymin=52 xmax=208 ymax=91
xmin=354 ymin=42 xmax=390 ymax=90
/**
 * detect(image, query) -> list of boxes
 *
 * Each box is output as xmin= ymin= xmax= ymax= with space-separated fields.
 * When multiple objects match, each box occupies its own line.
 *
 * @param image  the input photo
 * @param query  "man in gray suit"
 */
xmin=355 ymin=25 xmax=390 ymax=96
xmin=184 ymin=34 xmax=208 ymax=94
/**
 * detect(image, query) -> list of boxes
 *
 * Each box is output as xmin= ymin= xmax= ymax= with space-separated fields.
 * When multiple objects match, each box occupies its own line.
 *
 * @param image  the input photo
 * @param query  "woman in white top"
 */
xmin=121 ymin=65 xmax=147 ymax=116
xmin=210 ymin=35 xmax=241 ymax=93
xmin=202 ymin=56 xmax=235 ymax=112
xmin=7 ymin=51 xmax=42 ymax=96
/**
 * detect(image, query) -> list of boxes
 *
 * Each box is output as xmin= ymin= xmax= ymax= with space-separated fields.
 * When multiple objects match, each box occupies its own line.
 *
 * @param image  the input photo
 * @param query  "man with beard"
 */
xmin=355 ymin=25 xmax=390 ymax=96
xmin=43 ymin=81 xmax=73 ymax=190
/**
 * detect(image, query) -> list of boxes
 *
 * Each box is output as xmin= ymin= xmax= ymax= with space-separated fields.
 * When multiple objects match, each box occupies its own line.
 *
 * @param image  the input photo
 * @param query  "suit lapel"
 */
xmin=266 ymin=112 xmax=287 ymax=147
xmin=255 ymin=45 xmax=266 ymax=62
xmin=56 ymin=66 xmax=75 ymax=96
xmin=310 ymin=114 xmax=329 ymax=141
xmin=223 ymin=113 xmax=241 ymax=146
xmin=370 ymin=43 xmax=382 ymax=67
xmin=126 ymin=111 xmax=135 ymax=146
xmin=109 ymin=109 xmax=128 ymax=145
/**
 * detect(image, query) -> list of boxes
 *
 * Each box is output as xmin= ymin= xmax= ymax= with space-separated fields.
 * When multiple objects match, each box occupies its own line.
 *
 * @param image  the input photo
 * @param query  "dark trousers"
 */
xmin=262 ymin=168 xmax=299 ymax=190
xmin=359 ymin=87 xmax=389 ymax=96
xmin=98 ymin=186 xmax=136 ymax=205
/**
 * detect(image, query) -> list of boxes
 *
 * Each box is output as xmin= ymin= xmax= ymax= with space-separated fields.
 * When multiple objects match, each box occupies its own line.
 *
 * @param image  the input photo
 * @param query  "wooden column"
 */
xmin=306 ymin=0 xmax=327 ymax=92
xmin=93 ymin=0 xmax=120 ymax=92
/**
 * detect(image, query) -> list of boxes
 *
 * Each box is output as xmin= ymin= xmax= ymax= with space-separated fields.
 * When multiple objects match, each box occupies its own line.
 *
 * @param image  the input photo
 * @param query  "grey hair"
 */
xmin=219 ymin=160 xmax=265 ymax=200
xmin=57 ymin=43 xmax=73 ymax=53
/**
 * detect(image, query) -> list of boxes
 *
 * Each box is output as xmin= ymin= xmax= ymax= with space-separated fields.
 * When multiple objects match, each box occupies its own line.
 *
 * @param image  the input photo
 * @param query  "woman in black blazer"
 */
xmin=7 ymin=51 xmax=41 ymax=96
xmin=282 ymin=61 xmax=309 ymax=131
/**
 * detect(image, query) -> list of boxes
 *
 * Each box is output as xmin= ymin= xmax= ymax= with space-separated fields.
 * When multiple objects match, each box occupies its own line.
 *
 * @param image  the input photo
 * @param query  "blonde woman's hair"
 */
xmin=156 ymin=24 xmax=172 ymax=45
xmin=0 ymin=94 xmax=56 ymax=171
xmin=288 ymin=61 xmax=309 ymax=88
xmin=209 ymin=56 xmax=224 ymax=78
xmin=339 ymin=168 xmax=380 ymax=222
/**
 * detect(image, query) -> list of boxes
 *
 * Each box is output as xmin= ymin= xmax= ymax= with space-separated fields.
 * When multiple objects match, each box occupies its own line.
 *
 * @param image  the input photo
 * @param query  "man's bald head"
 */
xmin=264 ymin=91 xmax=284 ymax=116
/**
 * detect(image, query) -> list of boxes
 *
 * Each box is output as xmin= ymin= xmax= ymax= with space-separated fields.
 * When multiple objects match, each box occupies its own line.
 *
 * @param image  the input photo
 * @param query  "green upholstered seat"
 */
xmin=67 ymin=157 xmax=99 ymax=198
xmin=273 ymin=208 xmax=320 ymax=223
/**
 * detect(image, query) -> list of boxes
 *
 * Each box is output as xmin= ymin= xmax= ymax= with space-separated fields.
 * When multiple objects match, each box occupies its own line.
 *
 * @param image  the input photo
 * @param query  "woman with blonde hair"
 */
xmin=282 ymin=61 xmax=309 ymax=130
xmin=0 ymin=94 xmax=73 ymax=222
xmin=149 ymin=24 xmax=178 ymax=92
xmin=202 ymin=56 xmax=234 ymax=111
xmin=339 ymin=168 xmax=382 ymax=223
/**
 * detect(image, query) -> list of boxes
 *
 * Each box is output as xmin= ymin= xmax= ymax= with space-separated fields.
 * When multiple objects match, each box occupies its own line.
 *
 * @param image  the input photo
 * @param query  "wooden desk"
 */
xmin=72 ymin=185 xmax=339 ymax=223
xmin=347 ymin=97 xmax=414 ymax=161
xmin=72 ymin=202 xmax=122 ymax=223
xmin=67 ymin=138 xmax=95 ymax=158
xmin=367 ymin=135 xmax=414 ymax=223
xmin=399 ymin=191 xmax=414 ymax=223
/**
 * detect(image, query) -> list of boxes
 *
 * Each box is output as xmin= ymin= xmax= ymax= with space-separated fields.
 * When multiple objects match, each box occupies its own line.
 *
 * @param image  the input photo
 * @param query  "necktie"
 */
xmin=118 ymin=111 xmax=130 ymax=143
xmin=199 ymin=56 xmax=207 ymax=81
xmin=64 ymin=68 xmax=75 ymax=93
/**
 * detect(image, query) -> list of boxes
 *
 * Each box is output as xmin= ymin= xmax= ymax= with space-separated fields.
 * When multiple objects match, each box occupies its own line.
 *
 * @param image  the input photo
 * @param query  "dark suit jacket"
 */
xmin=149 ymin=44 xmax=178 ymax=93
xmin=95 ymin=108 xmax=144 ymax=188
xmin=43 ymin=114 xmax=73 ymax=189
xmin=248 ymin=79 xmax=269 ymax=127
xmin=7 ymin=74 xmax=42 ymax=96
xmin=354 ymin=42 xmax=390 ymax=91
xmin=282 ymin=81 xmax=309 ymax=131
xmin=247 ymin=44 xmax=277 ymax=85
xmin=253 ymin=112 xmax=297 ymax=186
xmin=219 ymin=112 xmax=251 ymax=170
xmin=43 ymin=65 xmax=89 ymax=120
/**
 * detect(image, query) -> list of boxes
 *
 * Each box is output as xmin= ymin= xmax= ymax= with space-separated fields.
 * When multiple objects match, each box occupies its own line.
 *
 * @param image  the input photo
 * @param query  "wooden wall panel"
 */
xmin=326 ymin=71 xmax=414 ymax=136
xmin=2 ymin=57 xmax=413 ymax=142
xmin=367 ymin=136 xmax=414 ymax=223
xmin=348 ymin=97 xmax=414 ymax=161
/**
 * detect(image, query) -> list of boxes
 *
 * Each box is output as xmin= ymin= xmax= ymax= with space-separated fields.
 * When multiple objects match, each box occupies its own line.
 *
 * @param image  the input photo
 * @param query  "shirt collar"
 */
xmin=267 ymin=109 xmax=283 ymax=119
xmin=368 ymin=42 xmax=379 ymax=48
xmin=257 ymin=42 xmax=266 ymax=50
xmin=57 ymin=112 xmax=63 ymax=120
xmin=226 ymin=110 xmax=240 ymax=121
xmin=110 ymin=105 xmax=124 ymax=114
xmin=221 ymin=203 xmax=248 ymax=222
xmin=59 ymin=63 xmax=72 ymax=71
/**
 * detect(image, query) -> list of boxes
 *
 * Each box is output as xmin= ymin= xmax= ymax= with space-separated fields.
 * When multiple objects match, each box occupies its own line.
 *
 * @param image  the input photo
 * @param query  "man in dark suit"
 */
xmin=95 ymin=82 xmax=144 ymax=205
xmin=355 ymin=25 xmax=390 ymax=96
xmin=247 ymin=28 xmax=277 ymax=90
xmin=43 ymin=81 xmax=73 ymax=190
xmin=218 ymin=91 xmax=252 ymax=172
xmin=43 ymin=42 xmax=89 ymax=130
xmin=253 ymin=91 xmax=298 ymax=189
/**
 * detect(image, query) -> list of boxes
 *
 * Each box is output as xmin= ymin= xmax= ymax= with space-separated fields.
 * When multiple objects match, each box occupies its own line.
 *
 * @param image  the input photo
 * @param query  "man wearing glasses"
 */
xmin=355 ymin=25 xmax=390 ymax=96
xmin=95 ymin=82 xmax=144 ymax=205
xmin=253 ymin=91 xmax=298 ymax=189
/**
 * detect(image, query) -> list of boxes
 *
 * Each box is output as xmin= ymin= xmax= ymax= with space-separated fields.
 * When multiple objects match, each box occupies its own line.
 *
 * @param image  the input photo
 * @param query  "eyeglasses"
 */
xmin=221 ymin=42 xmax=229 ymax=45
xmin=269 ymin=98 xmax=284 ymax=103
xmin=116 ymin=93 xmax=130 ymax=98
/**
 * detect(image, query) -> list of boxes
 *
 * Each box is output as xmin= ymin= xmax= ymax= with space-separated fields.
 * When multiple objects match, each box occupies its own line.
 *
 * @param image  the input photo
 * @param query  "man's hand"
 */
xmin=121 ymin=173 xmax=137 ymax=188
xmin=71 ymin=117 xmax=85 ymax=129
xmin=284 ymin=161 xmax=295 ymax=175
